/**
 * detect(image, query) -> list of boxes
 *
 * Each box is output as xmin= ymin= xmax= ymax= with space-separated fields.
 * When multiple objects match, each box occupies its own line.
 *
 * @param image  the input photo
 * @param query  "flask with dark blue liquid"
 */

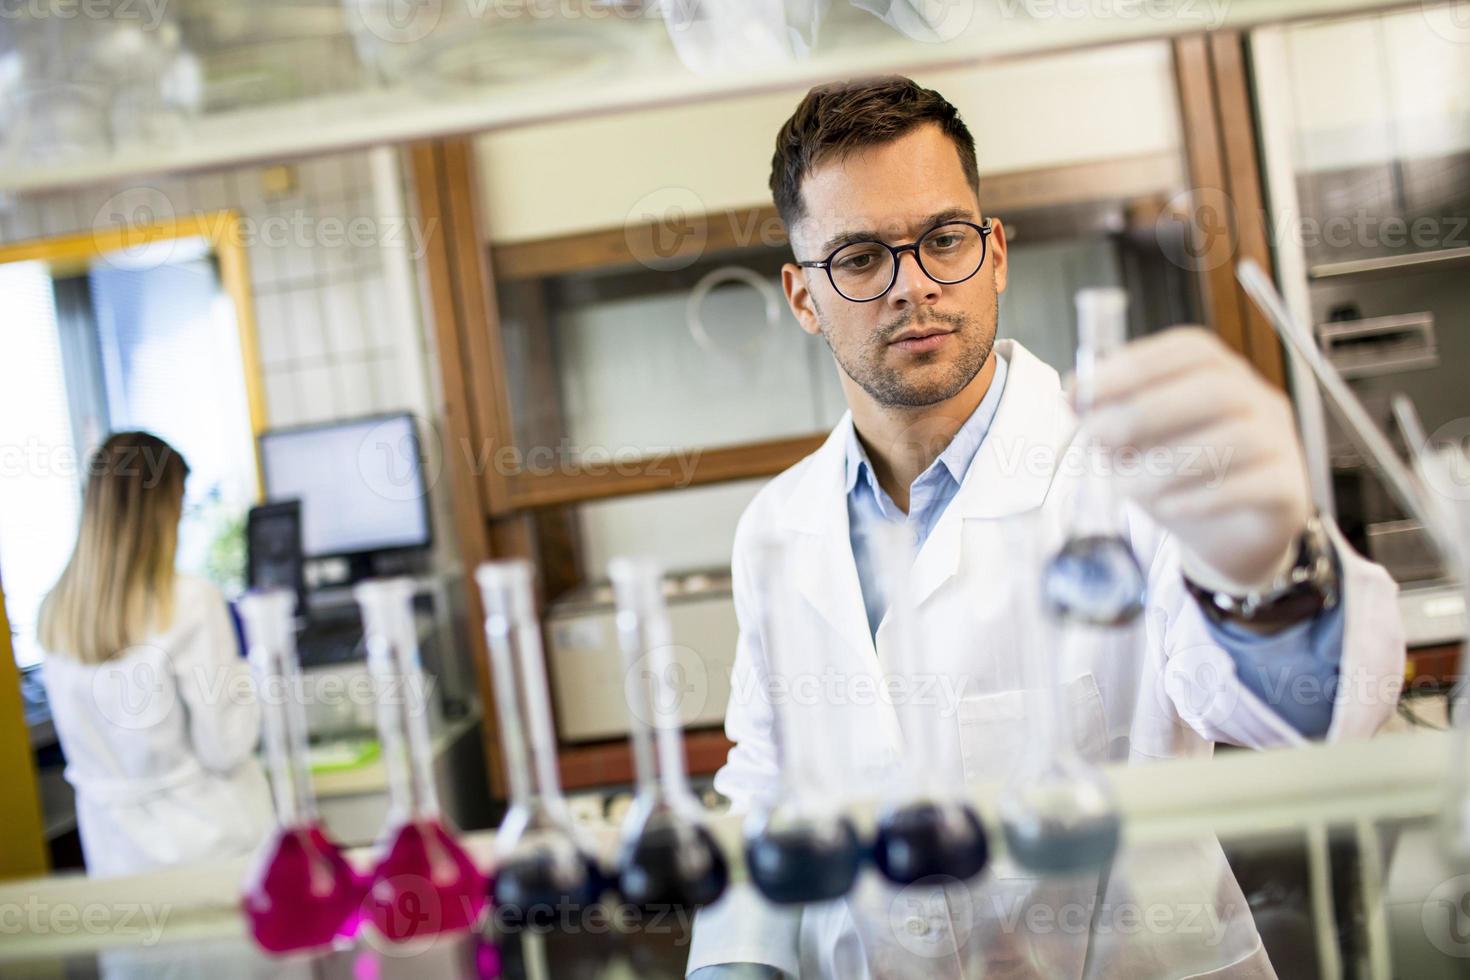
xmin=477 ymin=561 xmax=606 ymax=926
xmin=608 ymin=558 xmax=729 ymax=911
xmin=999 ymin=498 xmax=1122 ymax=878
xmin=742 ymin=540 xmax=864 ymax=905
xmin=867 ymin=524 xmax=991 ymax=887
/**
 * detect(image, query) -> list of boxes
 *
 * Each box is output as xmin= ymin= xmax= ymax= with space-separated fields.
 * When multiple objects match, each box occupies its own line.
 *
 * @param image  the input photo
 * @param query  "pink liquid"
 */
xmin=368 ymin=818 xmax=487 ymax=942
xmin=243 ymin=823 xmax=368 ymax=953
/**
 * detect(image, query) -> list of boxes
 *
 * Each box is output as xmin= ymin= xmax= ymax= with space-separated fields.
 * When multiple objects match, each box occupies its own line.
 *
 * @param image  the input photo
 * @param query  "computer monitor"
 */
xmin=259 ymin=413 xmax=432 ymax=572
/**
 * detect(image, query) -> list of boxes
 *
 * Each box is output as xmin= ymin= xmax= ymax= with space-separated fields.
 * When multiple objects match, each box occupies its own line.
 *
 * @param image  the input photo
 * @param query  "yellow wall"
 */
xmin=0 ymin=573 xmax=48 ymax=880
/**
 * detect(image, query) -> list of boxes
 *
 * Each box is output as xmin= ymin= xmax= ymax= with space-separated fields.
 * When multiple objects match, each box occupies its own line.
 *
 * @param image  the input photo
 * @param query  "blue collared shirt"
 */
xmin=843 ymin=351 xmax=1344 ymax=738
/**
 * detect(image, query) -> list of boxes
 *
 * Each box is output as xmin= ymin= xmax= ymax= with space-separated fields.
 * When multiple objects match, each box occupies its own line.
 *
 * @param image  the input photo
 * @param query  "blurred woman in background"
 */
xmin=39 ymin=431 xmax=270 ymax=877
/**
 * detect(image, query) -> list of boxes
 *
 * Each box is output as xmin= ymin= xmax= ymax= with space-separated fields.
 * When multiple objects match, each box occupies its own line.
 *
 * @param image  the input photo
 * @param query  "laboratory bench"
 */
xmin=3 ymin=730 xmax=1468 ymax=979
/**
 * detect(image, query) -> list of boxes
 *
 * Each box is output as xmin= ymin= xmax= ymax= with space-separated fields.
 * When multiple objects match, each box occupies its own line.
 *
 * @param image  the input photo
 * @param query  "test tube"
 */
xmin=996 ymin=513 xmax=1121 ymax=875
xmin=608 ymin=557 xmax=729 ymax=910
xmin=476 ymin=561 xmax=605 ymax=922
xmin=356 ymin=578 xmax=487 ymax=941
xmin=870 ymin=524 xmax=990 ymax=886
xmin=742 ymin=540 xmax=864 ymax=904
xmin=238 ymin=589 xmax=367 ymax=953
xmin=1042 ymin=287 xmax=1147 ymax=627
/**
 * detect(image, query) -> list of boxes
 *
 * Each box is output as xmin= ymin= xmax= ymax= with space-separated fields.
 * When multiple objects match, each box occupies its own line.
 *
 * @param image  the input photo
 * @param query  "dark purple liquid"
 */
xmin=617 ymin=820 xmax=728 ymax=910
xmin=368 ymin=818 xmax=487 ymax=942
xmin=745 ymin=817 xmax=862 ymax=905
xmin=243 ymin=823 xmax=367 ymax=953
xmin=872 ymin=801 xmax=989 ymax=886
xmin=492 ymin=846 xmax=605 ymax=926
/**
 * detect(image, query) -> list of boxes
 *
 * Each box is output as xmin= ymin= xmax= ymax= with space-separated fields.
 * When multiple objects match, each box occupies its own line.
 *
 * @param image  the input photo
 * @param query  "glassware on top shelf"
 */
xmin=869 ymin=524 xmax=990 ymax=887
xmin=997 ymin=513 xmax=1121 ymax=876
xmin=355 ymin=578 xmax=487 ymax=943
xmin=238 ymin=589 xmax=367 ymax=953
xmin=1043 ymin=287 xmax=1147 ymax=628
xmin=741 ymin=539 xmax=864 ymax=904
xmin=476 ymin=561 xmax=606 ymax=923
xmin=607 ymin=557 xmax=729 ymax=910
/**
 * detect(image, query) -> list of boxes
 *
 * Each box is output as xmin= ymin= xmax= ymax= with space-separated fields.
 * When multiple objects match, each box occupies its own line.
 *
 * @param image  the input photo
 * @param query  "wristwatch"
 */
xmin=1183 ymin=514 xmax=1340 ymax=635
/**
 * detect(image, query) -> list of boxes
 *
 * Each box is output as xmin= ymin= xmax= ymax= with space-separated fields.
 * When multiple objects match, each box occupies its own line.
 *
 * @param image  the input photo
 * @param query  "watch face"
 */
xmin=1186 ymin=516 xmax=1339 ymax=632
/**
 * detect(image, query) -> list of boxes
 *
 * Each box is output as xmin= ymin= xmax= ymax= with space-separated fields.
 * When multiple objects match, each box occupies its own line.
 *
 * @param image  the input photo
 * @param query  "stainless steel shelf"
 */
xmin=1308 ymin=245 xmax=1470 ymax=281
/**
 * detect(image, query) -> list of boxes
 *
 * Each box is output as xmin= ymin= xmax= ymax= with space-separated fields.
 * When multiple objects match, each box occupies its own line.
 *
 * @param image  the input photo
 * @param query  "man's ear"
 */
xmin=989 ymin=217 xmax=1009 ymax=295
xmin=782 ymin=262 xmax=823 ymax=336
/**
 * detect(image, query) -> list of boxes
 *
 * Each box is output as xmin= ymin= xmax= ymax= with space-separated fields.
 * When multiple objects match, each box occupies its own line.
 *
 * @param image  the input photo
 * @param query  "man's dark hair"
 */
xmin=769 ymin=76 xmax=980 ymax=232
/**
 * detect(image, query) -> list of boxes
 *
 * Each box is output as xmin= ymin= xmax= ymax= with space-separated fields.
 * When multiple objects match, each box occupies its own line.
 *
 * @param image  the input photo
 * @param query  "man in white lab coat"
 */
xmin=685 ymin=78 xmax=1405 ymax=979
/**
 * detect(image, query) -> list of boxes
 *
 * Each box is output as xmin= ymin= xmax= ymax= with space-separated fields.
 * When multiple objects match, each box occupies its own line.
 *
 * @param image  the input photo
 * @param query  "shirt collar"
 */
xmin=843 ymin=350 xmax=1010 ymax=499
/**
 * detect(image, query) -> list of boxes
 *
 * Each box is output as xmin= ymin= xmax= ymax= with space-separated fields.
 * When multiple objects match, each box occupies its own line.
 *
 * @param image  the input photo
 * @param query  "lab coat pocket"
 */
xmin=955 ymin=672 xmax=1109 ymax=784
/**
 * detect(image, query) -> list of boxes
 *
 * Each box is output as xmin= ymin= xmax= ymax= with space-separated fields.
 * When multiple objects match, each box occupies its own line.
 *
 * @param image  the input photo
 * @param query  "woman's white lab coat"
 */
xmin=686 ymin=340 xmax=1405 ymax=979
xmin=43 ymin=574 xmax=272 ymax=877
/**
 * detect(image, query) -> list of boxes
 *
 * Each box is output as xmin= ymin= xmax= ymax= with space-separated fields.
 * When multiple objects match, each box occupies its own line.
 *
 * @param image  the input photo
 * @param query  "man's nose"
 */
xmin=886 ymin=249 xmax=940 ymax=309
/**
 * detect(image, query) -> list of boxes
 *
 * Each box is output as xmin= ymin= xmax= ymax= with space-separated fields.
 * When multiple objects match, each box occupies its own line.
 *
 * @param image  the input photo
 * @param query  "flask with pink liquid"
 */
xmin=239 ymin=589 xmax=367 ymax=953
xmin=355 ymin=578 xmax=488 ymax=942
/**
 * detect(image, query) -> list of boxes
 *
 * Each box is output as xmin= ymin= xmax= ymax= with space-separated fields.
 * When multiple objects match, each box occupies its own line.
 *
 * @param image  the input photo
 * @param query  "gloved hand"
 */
xmin=1079 ymin=326 xmax=1312 ymax=596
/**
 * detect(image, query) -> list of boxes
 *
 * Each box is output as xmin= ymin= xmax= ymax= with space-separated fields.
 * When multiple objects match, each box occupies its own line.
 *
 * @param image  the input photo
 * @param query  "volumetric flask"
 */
xmin=997 ymin=514 xmax=1121 ymax=875
xmin=608 ymin=557 xmax=729 ymax=910
xmin=476 ymin=561 xmax=606 ymax=923
xmin=356 ymin=578 xmax=487 ymax=942
xmin=239 ymin=589 xmax=367 ymax=953
xmin=869 ymin=524 xmax=990 ymax=886
xmin=742 ymin=539 xmax=864 ymax=905
xmin=1044 ymin=287 xmax=1146 ymax=627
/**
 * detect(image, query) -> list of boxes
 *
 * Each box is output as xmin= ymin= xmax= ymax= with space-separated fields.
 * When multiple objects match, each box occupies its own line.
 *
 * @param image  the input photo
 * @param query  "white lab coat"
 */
xmin=43 ymin=574 xmax=272 ymax=878
xmin=687 ymin=340 xmax=1405 ymax=979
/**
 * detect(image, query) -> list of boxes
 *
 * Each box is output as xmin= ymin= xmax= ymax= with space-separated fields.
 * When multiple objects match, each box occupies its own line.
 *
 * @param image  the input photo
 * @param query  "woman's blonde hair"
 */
xmin=39 ymin=431 xmax=190 ymax=664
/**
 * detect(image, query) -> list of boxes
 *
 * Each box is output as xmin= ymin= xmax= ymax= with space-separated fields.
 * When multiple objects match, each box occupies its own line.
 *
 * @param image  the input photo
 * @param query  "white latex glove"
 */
xmin=1081 ymin=326 xmax=1312 ymax=595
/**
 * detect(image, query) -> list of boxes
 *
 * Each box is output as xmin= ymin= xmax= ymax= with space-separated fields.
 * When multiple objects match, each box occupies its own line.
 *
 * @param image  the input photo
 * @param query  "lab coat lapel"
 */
xmin=779 ymin=421 xmax=878 ymax=665
xmin=908 ymin=339 xmax=1071 ymax=607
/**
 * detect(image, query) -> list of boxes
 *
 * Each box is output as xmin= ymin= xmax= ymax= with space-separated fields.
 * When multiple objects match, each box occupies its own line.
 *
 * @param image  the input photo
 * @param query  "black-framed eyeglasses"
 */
xmin=797 ymin=218 xmax=995 ymax=303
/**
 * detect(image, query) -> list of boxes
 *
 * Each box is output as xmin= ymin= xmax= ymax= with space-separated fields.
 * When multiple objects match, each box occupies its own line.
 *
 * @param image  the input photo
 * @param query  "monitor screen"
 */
xmin=259 ymin=414 xmax=431 ymax=559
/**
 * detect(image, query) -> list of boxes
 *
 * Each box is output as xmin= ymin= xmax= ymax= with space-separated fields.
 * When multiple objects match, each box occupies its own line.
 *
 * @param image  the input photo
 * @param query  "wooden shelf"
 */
xmin=499 ymin=432 xmax=827 ymax=512
xmin=494 ymin=206 xmax=787 ymax=282
xmin=1406 ymin=642 xmax=1464 ymax=689
xmin=558 ymin=729 xmax=733 ymax=792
